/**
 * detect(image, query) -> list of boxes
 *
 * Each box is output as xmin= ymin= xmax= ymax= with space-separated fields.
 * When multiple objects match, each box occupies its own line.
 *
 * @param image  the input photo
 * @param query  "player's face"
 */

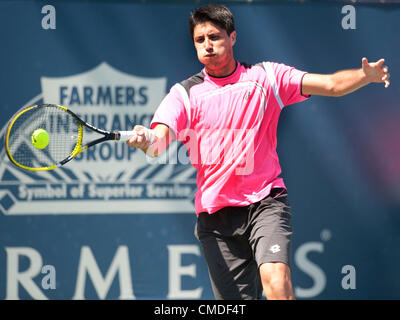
xmin=193 ymin=21 xmax=236 ymax=76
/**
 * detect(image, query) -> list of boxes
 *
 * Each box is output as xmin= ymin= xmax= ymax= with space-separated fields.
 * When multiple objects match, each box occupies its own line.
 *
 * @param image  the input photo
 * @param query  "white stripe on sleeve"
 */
xmin=175 ymin=83 xmax=191 ymax=129
xmin=263 ymin=61 xmax=284 ymax=109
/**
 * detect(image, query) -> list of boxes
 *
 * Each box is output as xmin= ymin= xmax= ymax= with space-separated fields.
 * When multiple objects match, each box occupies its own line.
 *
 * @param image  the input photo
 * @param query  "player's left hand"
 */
xmin=362 ymin=57 xmax=390 ymax=88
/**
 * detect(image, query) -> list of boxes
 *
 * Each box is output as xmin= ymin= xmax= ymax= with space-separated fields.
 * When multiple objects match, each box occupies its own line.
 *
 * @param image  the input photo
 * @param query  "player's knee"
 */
xmin=259 ymin=262 xmax=294 ymax=299
xmin=260 ymin=271 xmax=283 ymax=289
xmin=263 ymin=277 xmax=288 ymax=297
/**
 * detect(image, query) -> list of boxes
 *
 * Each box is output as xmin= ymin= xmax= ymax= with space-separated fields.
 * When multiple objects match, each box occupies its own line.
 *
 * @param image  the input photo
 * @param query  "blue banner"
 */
xmin=0 ymin=1 xmax=399 ymax=299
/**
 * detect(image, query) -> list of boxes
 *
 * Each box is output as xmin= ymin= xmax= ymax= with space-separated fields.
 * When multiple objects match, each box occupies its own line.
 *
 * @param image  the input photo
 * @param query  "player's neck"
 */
xmin=205 ymin=60 xmax=237 ymax=78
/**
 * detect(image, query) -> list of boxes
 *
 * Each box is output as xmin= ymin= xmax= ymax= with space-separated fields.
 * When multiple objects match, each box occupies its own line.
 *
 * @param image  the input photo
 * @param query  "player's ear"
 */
xmin=230 ymin=31 xmax=236 ymax=46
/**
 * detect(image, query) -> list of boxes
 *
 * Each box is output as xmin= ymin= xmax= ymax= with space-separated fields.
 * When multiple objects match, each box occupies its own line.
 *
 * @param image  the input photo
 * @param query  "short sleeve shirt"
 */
xmin=151 ymin=61 xmax=309 ymax=214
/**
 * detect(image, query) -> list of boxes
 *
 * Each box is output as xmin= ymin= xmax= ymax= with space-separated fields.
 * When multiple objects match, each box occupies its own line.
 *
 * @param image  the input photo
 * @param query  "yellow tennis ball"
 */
xmin=31 ymin=128 xmax=49 ymax=149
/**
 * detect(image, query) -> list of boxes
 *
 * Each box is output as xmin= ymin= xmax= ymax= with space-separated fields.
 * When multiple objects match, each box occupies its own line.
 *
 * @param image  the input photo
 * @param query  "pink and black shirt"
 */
xmin=151 ymin=61 xmax=309 ymax=215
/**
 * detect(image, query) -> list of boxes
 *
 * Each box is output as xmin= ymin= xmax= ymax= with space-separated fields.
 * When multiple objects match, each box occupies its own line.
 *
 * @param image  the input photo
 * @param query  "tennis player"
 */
xmin=126 ymin=4 xmax=390 ymax=300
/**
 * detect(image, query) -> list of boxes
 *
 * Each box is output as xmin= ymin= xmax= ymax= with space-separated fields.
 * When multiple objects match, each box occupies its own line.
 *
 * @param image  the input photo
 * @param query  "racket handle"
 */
xmin=118 ymin=131 xmax=137 ymax=141
xmin=118 ymin=130 xmax=156 ymax=144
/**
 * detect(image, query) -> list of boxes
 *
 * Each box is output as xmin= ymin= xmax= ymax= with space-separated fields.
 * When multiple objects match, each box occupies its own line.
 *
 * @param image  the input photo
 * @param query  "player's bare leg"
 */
xmin=259 ymin=262 xmax=295 ymax=300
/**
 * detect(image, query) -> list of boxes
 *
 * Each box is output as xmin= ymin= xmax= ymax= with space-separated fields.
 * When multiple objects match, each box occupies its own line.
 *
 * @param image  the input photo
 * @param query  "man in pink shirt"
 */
xmin=127 ymin=4 xmax=390 ymax=300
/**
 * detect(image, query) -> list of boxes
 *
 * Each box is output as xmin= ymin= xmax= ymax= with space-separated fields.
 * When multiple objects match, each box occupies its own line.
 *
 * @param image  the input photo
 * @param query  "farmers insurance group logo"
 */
xmin=0 ymin=62 xmax=196 ymax=215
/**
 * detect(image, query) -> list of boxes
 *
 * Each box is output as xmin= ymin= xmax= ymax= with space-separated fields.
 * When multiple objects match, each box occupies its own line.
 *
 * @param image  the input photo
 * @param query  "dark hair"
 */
xmin=189 ymin=4 xmax=235 ymax=39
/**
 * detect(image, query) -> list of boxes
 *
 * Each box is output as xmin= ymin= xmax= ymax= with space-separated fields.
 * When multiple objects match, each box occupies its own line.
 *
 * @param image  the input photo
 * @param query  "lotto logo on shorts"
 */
xmin=269 ymin=244 xmax=281 ymax=254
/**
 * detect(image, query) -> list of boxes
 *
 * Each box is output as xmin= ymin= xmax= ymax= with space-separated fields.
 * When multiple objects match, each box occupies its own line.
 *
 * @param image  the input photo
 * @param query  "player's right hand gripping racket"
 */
xmin=4 ymin=104 xmax=154 ymax=171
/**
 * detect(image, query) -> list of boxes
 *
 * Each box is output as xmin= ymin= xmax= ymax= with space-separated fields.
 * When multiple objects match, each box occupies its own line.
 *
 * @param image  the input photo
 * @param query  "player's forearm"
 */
xmin=329 ymin=68 xmax=370 ymax=97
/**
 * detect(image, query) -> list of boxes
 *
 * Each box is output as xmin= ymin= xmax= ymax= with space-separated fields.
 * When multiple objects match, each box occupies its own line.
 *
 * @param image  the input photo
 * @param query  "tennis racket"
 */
xmin=4 ymin=104 xmax=154 ymax=171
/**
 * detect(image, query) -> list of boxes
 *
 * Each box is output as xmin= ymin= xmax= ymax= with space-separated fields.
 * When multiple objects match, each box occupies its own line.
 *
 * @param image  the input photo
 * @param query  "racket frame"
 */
xmin=5 ymin=104 xmax=123 ymax=171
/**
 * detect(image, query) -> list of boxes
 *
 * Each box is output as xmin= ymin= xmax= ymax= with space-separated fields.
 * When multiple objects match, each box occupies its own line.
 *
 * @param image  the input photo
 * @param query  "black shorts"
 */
xmin=194 ymin=188 xmax=292 ymax=300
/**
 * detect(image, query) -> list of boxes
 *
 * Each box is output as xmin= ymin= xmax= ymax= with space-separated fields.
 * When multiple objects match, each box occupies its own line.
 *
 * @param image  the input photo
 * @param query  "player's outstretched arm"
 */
xmin=302 ymin=57 xmax=390 ymax=97
xmin=126 ymin=123 xmax=174 ymax=157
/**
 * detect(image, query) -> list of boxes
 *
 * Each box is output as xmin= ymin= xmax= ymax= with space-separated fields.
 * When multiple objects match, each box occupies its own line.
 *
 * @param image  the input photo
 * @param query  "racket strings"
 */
xmin=6 ymin=105 xmax=81 ymax=169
